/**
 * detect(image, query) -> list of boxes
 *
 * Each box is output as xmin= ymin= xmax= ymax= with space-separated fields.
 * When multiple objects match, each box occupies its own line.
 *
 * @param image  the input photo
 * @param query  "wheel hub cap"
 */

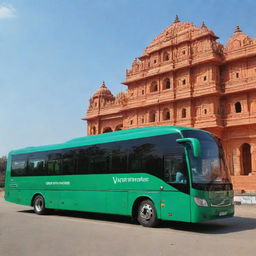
xmin=140 ymin=204 xmax=153 ymax=221
xmin=35 ymin=198 xmax=43 ymax=212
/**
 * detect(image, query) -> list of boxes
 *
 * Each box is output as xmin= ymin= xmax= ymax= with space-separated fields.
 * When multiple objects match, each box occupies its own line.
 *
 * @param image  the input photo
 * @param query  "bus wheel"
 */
xmin=33 ymin=195 xmax=47 ymax=215
xmin=137 ymin=200 xmax=159 ymax=227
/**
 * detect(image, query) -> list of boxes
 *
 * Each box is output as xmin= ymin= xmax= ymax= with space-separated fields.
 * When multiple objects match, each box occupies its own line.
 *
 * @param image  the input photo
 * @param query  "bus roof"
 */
xmin=10 ymin=126 xmax=203 ymax=155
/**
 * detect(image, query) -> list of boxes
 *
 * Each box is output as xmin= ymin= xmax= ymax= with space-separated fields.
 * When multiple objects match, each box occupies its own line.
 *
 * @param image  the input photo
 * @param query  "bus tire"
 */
xmin=33 ymin=195 xmax=47 ymax=215
xmin=137 ymin=200 xmax=159 ymax=227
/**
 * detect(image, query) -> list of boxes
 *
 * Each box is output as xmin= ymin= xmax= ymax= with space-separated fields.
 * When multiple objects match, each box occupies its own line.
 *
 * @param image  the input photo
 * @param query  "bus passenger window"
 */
xmin=62 ymin=150 xmax=75 ymax=175
xmin=111 ymin=151 xmax=127 ymax=173
xmin=86 ymin=145 xmax=110 ymax=174
xmin=164 ymin=155 xmax=187 ymax=184
xmin=47 ymin=153 xmax=62 ymax=175
xmin=75 ymin=149 xmax=88 ymax=174
xmin=28 ymin=158 xmax=47 ymax=176
xmin=11 ymin=159 xmax=27 ymax=176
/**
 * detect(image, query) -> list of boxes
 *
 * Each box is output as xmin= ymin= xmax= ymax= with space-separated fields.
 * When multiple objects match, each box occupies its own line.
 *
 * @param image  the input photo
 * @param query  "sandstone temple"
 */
xmin=84 ymin=16 xmax=256 ymax=191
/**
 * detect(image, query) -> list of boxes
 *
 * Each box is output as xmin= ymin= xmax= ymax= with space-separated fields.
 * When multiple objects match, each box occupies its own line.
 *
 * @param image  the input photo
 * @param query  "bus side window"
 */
xmin=47 ymin=152 xmax=62 ymax=175
xmin=11 ymin=158 xmax=27 ymax=176
xmin=75 ymin=149 xmax=88 ymax=174
xmin=164 ymin=154 xmax=187 ymax=184
xmin=28 ymin=158 xmax=47 ymax=176
xmin=110 ymin=150 xmax=128 ymax=173
xmin=87 ymin=145 xmax=110 ymax=174
xmin=62 ymin=150 xmax=75 ymax=175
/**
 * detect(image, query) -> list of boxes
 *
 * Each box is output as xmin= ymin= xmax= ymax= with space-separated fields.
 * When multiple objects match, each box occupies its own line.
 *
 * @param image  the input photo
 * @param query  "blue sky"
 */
xmin=0 ymin=0 xmax=255 ymax=156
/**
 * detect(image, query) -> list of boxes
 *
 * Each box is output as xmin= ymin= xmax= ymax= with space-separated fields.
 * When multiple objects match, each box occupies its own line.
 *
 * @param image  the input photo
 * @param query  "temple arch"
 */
xmin=163 ymin=78 xmax=171 ymax=90
xmin=163 ymin=108 xmax=170 ymax=120
xmin=240 ymin=143 xmax=252 ymax=175
xmin=163 ymin=52 xmax=170 ymax=61
xmin=235 ymin=102 xmax=242 ymax=113
xmin=102 ymin=127 xmax=113 ymax=133
xmin=181 ymin=108 xmax=187 ymax=118
xmin=115 ymin=124 xmax=123 ymax=131
xmin=149 ymin=111 xmax=156 ymax=122
xmin=150 ymin=81 xmax=158 ymax=92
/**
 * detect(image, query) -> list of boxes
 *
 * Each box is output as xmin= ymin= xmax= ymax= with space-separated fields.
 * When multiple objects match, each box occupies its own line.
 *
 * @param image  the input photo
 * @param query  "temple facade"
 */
xmin=84 ymin=17 xmax=256 ymax=191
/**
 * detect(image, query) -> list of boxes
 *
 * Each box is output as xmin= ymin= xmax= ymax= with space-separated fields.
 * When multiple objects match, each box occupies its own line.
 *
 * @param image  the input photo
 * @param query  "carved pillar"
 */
xmin=250 ymin=145 xmax=256 ymax=175
xmin=87 ymin=124 xmax=90 ymax=135
xmin=226 ymin=153 xmax=233 ymax=176
xmin=232 ymin=148 xmax=241 ymax=176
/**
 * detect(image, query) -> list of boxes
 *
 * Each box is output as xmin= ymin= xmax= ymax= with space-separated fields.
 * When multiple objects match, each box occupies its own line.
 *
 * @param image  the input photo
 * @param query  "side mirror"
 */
xmin=176 ymin=138 xmax=201 ymax=158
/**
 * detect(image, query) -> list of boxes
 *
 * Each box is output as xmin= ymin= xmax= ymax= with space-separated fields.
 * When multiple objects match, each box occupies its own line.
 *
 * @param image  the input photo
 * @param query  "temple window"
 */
xmin=149 ymin=112 xmax=156 ymax=122
xmin=163 ymin=108 xmax=170 ymax=120
xmin=163 ymin=78 xmax=171 ymax=90
xmin=182 ymin=50 xmax=186 ymax=55
xmin=204 ymin=109 xmax=207 ymax=115
xmin=142 ymin=89 xmax=145 ymax=95
xmin=150 ymin=81 xmax=158 ymax=92
xmin=182 ymin=108 xmax=187 ymax=118
xmin=130 ymin=120 xmax=133 ymax=125
xmin=236 ymin=72 xmax=239 ymax=78
xmin=203 ymin=76 xmax=207 ymax=81
xmin=235 ymin=102 xmax=242 ymax=113
xmin=182 ymin=79 xmax=186 ymax=85
xmin=163 ymin=52 xmax=170 ymax=61
xmin=154 ymin=59 xmax=157 ymax=64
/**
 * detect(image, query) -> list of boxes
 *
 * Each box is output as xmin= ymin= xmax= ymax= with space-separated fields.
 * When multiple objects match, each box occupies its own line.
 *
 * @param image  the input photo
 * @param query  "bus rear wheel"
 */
xmin=137 ymin=200 xmax=159 ymax=227
xmin=33 ymin=195 xmax=47 ymax=215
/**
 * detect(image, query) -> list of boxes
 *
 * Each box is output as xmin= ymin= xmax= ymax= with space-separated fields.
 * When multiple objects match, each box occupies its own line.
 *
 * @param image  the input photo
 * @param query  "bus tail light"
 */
xmin=194 ymin=197 xmax=208 ymax=207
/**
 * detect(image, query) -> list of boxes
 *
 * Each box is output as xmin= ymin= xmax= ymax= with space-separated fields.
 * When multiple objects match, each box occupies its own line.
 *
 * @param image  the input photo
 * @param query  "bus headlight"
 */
xmin=194 ymin=197 xmax=208 ymax=207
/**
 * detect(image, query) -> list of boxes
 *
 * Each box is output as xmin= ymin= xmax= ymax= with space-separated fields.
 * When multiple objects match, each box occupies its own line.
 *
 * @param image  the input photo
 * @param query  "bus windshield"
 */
xmin=182 ymin=130 xmax=231 ymax=185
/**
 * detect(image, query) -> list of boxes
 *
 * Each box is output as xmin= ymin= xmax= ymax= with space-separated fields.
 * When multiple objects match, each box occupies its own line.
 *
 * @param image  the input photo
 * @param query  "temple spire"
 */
xmin=101 ymin=81 xmax=106 ymax=88
xmin=173 ymin=15 xmax=180 ymax=24
xmin=235 ymin=25 xmax=242 ymax=33
xmin=201 ymin=21 xmax=206 ymax=28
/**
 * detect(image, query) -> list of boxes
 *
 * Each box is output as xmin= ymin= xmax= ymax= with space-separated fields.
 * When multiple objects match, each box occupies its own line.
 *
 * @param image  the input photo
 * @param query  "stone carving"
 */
xmin=115 ymin=91 xmax=128 ymax=106
xmin=225 ymin=25 xmax=252 ymax=51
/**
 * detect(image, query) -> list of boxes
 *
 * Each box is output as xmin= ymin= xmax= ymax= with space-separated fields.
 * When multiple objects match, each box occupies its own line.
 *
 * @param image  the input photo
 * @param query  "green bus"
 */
xmin=5 ymin=126 xmax=234 ymax=227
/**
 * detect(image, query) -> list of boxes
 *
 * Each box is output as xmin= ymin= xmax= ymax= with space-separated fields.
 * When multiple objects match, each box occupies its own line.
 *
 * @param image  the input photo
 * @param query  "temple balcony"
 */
xmin=224 ymin=44 xmax=256 ymax=62
xmin=86 ymin=104 xmax=122 ymax=120
xmin=191 ymin=51 xmax=222 ymax=66
xmin=124 ymin=53 xmax=221 ymax=85
xmin=194 ymin=114 xmax=223 ymax=128
xmin=193 ymin=82 xmax=221 ymax=97
xmin=175 ymin=87 xmax=192 ymax=100
xmin=175 ymin=119 xmax=193 ymax=127
xmin=223 ymin=76 xmax=256 ymax=94
xmin=224 ymin=112 xmax=253 ymax=127
xmin=121 ymin=90 xmax=176 ymax=111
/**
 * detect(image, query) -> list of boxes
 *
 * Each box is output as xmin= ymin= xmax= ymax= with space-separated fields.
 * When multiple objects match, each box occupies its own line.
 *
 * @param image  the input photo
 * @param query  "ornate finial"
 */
xmin=101 ymin=81 xmax=106 ymax=88
xmin=201 ymin=21 xmax=206 ymax=28
xmin=235 ymin=25 xmax=241 ymax=33
xmin=173 ymin=15 xmax=180 ymax=24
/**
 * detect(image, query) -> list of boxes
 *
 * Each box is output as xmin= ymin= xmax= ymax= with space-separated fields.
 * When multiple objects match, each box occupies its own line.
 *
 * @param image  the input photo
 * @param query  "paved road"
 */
xmin=0 ymin=191 xmax=256 ymax=256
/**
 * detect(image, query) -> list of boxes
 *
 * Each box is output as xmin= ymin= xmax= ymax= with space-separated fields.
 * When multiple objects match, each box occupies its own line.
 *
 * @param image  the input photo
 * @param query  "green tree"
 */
xmin=0 ymin=156 xmax=7 ymax=187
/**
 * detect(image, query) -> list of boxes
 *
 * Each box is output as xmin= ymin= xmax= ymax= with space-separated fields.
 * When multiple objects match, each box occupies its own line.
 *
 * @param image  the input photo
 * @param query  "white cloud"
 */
xmin=0 ymin=3 xmax=16 ymax=19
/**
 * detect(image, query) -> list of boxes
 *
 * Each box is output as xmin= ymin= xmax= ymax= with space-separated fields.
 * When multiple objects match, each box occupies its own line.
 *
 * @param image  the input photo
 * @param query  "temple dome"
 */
xmin=142 ymin=16 xmax=217 ymax=56
xmin=93 ymin=81 xmax=114 ymax=99
xmin=225 ymin=26 xmax=252 ymax=51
